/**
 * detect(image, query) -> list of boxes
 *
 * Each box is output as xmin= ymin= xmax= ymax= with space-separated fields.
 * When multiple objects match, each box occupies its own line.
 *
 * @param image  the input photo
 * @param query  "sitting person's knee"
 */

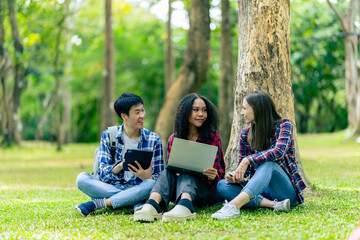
xmin=76 ymin=172 xmax=90 ymax=188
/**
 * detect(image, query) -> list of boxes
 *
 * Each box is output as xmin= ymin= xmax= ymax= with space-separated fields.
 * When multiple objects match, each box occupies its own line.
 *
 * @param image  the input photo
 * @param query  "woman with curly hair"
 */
xmin=134 ymin=93 xmax=225 ymax=222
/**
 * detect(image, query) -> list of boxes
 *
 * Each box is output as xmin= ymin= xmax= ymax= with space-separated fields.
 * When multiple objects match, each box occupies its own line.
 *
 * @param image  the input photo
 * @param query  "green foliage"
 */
xmin=290 ymin=0 xmax=348 ymax=133
xmin=0 ymin=132 xmax=360 ymax=239
xmin=0 ymin=0 xmax=353 ymax=145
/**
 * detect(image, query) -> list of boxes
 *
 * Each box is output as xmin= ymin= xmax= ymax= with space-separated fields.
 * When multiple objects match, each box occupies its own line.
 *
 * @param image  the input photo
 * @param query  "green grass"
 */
xmin=1 ymin=132 xmax=359 ymax=239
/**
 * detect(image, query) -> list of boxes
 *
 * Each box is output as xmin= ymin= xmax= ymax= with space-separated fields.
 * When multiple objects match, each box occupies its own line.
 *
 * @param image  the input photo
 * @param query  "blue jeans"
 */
xmin=76 ymin=172 xmax=155 ymax=209
xmin=217 ymin=162 xmax=299 ymax=208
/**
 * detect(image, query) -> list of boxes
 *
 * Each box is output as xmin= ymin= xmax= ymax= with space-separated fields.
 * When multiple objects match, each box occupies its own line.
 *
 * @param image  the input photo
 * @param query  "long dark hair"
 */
xmin=174 ymin=93 xmax=219 ymax=143
xmin=245 ymin=91 xmax=281 ymax=151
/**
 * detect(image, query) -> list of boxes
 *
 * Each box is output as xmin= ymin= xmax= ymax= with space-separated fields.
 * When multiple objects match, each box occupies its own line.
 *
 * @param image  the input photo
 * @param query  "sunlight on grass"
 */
xmin=0 ymin=133 xmax=359 ymax=239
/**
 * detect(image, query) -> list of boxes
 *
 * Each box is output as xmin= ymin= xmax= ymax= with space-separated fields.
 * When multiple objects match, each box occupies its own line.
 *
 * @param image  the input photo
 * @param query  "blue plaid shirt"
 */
xmin=97 ymin=125 xmax=164 ymax=188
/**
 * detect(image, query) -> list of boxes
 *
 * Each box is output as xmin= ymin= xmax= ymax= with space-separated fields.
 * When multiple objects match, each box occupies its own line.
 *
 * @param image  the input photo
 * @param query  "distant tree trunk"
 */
xmin=155 ymin=0 xmax=211 ymax=146
xmin=54 ymin=15 xmax=65 ymax=151
xmin=225 ymin=0 xmax=309 ymax=186
xmin=8 ymin=0 xmax=25 ymax=144
xmin=327 ymin=0 xmax=360 ymax=137
xmin=165 ymin=0 xmax=175 ymax=92
xmin=0 ymin=0 xmax=11 ymax=146
xmin=54 ymin=0 xmax=70 ymax=151
xmin=62 ymin=6 xmax=76 ymax=144
xmin=35 ymin=93 xmax=53 ymax=140
xmin=218 ymin=0 xmax=234 ymax=150
xmin=101 ymin=0 xmax=116 ymax=131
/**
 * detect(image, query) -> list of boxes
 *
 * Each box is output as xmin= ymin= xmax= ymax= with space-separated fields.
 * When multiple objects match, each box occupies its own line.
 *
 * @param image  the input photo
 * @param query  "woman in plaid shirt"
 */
xmin=134 ymin=93 xmax=226 ymax=222
xmin=212 ymin=91 xmax=306 ymax=220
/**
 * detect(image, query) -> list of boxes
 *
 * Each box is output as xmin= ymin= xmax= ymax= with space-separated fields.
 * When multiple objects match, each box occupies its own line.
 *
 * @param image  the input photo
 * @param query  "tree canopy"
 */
xmin=0 ymin=0 xmax=355 ymax=145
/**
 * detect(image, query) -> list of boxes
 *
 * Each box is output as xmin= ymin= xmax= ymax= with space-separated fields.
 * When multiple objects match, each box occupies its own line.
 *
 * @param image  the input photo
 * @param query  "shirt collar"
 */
xmin=116 ymin=124 xmax=147 ymax=142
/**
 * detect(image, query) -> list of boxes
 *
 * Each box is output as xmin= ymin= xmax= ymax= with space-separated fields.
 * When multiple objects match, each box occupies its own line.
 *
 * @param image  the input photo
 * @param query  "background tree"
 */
xmin=225 ymin=0 xmax=309 ymax=184
xmin=101 ymin=0 xmax=116 ymax=131
xmin=155 ymin=0 xmax=211 ymax=147
xmin=0 ymin=0 xmax=11 ymax=146
xmin=218 ymin=0 xmax=234 ymax=150
xmin=326 ymin=0 xmax=360 ymax=138
xmin=291 ymin=0 xmax=347 ymax=134
xmin=8 ymin=0 xmax=26 ymax=144
xmin=165 ymin=0 xmax=175 ymax=92
xmin=54 ymin=0 xmax=71 ymax=151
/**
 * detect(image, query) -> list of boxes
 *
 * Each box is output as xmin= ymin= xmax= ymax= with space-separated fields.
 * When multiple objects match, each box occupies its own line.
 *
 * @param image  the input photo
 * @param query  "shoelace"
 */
xmin=217 ymin=201 xmax=236 ymax=215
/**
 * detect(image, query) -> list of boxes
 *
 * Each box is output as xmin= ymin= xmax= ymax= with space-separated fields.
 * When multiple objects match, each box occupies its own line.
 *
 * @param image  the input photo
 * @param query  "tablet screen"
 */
xmin=123 ymin=149 xmax=153 ymax=171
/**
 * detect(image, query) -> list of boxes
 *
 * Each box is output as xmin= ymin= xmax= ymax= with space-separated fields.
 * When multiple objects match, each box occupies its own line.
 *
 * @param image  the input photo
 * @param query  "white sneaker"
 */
xmin=162 ymin=205 xmax=196 ymax=222
xmin=133 ymin=203 xmax=162 ymax=222
xmin=273 ymin=199 xmax=290 ymax=213
xmin=211 ymin=201 xmax=240 ymax=220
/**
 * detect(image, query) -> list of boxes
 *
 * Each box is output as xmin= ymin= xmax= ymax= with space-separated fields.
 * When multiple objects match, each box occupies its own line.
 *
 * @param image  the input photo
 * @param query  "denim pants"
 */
xmin=217 ymin=161 xmax=299 ymax=208
xmin=76 ymin=172 xmax=155 ymax=209
xmin=151 ymin=169 xmax=222 ymax=210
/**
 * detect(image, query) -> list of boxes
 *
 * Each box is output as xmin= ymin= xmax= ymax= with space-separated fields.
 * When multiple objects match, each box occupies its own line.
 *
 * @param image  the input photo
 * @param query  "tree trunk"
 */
xmin=155 ymin=0 xmax=211 ymax=146
xmin=101 ymin=0 xmax=116 ymax=131
xmin=327 ymin=0 xmax=360 ymax=137
xmin=54 ymin=29 xmax=63 ymax=150
xmin=165 ymin=0 xmax=175 ymax=92
xmin=8 ymin=0 xmax=25 ymax=144
xmin=0 ymin=0 xmax=11 ymax=146
xmin=62 ymin=6 xmax=76 ymax=144
xmin=225 ymin=0 xmax=309 ymax=186
xmin=218 ymin=0 xmax=234 ymax=150
xmin=35 ymin=93 xmax=53 ymax=140
xmin=54 ymin=0 xmax=71 ymax=151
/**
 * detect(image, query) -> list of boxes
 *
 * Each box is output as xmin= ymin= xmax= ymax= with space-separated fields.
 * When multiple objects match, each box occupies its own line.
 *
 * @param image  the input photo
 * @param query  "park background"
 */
xmin=0 ymin=0 xmax=360 ymax=239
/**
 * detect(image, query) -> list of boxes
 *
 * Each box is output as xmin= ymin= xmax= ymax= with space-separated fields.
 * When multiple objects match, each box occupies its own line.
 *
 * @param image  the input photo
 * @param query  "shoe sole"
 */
xmin=162 ymin=213 xmax=196 ymax=222
xmin=134 ymin=212 xmax=162 ymax=222
xmin=211 ymin=213 xmax=240 ymax=220
xmin=75 ymin=206 xmax=88 ymax=218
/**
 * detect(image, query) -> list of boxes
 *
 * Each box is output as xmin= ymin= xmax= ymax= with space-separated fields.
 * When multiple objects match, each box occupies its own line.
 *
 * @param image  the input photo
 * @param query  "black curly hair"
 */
xmin=174 ymin=93 xmax=219 ymax=143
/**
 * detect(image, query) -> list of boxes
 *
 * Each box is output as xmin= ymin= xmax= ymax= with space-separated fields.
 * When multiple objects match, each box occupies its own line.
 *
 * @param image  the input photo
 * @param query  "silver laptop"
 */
xmin=166 ymin=138 xmax=218 ymax=178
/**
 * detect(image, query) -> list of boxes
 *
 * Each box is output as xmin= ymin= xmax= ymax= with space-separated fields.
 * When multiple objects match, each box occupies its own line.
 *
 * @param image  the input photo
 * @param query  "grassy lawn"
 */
xmin=0 ymin=132 xmax=359 ymax=239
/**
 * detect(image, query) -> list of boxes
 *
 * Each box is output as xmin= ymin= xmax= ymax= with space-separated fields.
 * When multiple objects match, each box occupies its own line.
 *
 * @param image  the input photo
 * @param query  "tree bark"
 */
xmin=0 ymin=0 xmax=11 ymax=146
xmin=165 ymin=0 xmax=175 ymax=92
xmin=8 ymin=0 xmax=25 ymax=144
xmin=225 ymin=0 xmax=309 ymax=186
xmin=35 ymin=93 xmax=53 ymax=140
xmin=54 ymin=13 xmax=66 ymax=151
xmin=155 ymin=0 xmax=211 ymax=147
xmin=101 ymin=0 xmax=116 ymax=131
xmin=218 ymin=0 xmax=234 ymax=150
xmin=62 ymin=4 xmax=77 ymax=144
xmin=327 ymin=0 xmax=360 ymax=137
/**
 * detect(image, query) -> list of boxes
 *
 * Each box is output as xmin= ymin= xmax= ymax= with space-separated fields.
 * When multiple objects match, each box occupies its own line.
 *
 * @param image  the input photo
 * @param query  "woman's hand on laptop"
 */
xmin=203 ymin=168 xmax=217 ymax=181
xmin=128 ymin=161 xmax=153 ymax=180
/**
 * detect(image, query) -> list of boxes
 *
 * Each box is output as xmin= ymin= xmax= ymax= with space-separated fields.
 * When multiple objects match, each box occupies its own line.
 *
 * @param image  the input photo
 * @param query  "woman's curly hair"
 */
xmin=174 ymin=93 xmax=219 ymax=143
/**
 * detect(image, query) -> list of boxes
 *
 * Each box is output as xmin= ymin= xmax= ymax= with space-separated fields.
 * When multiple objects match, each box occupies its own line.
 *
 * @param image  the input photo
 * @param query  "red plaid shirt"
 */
xmin=239 ymin=119 xmax=306 ymax=203
xmin=166 ymin=132 xmax=226 ymax=185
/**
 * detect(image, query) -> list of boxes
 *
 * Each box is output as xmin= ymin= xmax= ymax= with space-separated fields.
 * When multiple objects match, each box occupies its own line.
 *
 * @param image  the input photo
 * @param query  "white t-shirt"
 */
xmin=121 ymin=130 xmax=141 ymax=181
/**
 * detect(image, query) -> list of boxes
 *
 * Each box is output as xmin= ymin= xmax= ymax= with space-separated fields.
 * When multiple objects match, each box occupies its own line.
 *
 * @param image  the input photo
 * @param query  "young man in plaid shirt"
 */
xmin=75 ymin=93 xmax=164 ymax=217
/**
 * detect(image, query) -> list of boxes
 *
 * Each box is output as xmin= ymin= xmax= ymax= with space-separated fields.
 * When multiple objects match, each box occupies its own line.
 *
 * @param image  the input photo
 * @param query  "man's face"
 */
xmin=123 ymin=103 xmax=146 ymax=130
